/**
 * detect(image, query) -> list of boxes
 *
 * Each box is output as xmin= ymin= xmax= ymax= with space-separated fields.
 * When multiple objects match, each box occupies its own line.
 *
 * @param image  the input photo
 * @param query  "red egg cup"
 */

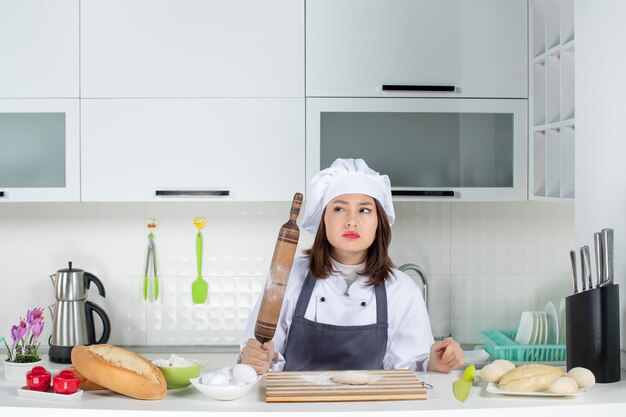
xmin=53 ymin=370 xmax=80 ymax=395
xmin=26 ymin=366 xmax=52 ymax=392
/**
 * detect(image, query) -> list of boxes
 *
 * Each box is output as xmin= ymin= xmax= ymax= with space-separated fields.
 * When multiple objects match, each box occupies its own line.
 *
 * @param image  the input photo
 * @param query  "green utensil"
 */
xmin=453 ymin=364 xmax=475 ymax=402
xmin=143 ymin=219 xmax=159 ymax=301
xmin=152 ymin=240 xmax=159 ymax=300
xmin=191 ymin=217 xmax=208 ymax=304
xmin=143 ymin=233 xmax=152 ymax=301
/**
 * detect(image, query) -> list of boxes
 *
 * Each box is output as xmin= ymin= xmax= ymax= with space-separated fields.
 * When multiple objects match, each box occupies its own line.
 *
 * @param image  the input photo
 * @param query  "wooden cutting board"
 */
xmin=265 ymin=369 xmax=427 ymax=402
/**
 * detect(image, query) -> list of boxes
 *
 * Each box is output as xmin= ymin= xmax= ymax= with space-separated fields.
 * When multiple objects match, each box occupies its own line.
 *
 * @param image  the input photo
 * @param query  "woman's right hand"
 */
xmin=240 ymin=339 xmax=274 ymax=375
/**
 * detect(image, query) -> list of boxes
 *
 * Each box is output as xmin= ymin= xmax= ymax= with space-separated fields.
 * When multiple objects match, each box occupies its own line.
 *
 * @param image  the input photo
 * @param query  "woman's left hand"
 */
xmin=426 ymin=337 xmax=465 ymax=373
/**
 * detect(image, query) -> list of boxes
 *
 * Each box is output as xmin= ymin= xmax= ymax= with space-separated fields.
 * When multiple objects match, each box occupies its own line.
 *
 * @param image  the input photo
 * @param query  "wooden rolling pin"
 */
xmin=255 ymin=192 xmax=303 ymax=343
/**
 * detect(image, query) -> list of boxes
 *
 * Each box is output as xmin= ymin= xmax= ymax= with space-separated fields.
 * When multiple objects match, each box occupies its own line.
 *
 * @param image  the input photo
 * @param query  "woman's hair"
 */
xmin=304 ymin=199 xmax=394 ymax=286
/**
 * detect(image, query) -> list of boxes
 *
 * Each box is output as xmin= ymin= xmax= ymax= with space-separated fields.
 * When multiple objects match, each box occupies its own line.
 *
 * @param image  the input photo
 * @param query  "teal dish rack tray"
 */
xmin=479 ymin=330 xmax=566 ymax=362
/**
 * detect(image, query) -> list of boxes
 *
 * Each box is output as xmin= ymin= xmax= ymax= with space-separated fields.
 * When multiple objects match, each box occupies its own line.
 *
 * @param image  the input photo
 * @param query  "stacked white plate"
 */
xmin=514 ymin=302 xmax=560 ymax=345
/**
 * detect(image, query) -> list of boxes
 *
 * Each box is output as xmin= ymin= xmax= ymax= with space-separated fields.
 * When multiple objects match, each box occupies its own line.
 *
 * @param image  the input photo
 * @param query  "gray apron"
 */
xmin=283 ymin=271 xmax=389 ymax=371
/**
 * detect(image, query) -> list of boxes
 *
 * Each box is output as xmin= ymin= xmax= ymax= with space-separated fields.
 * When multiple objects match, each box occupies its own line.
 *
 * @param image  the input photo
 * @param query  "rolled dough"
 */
xmin=332 ymin=371 xmax=377 ymax=385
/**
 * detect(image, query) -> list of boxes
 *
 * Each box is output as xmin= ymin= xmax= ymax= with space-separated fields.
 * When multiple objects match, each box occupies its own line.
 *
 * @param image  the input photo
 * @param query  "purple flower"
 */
xmin=11 ymin=319 xmax=28 ymax=347
xmin=31 ymin=320 xmax=45 ymax=343
xmin=27 ymin=308 xmax=44 ymax=325
xmin=7 ymin=307 xmax=46 ymax=362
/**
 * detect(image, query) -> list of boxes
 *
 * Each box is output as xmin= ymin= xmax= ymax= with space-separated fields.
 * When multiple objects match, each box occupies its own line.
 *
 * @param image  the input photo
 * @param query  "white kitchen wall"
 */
xmin=575 ymin=0 xmax=626 ymax=369
xmin=0 ymin=201 xmax=573 ymax=348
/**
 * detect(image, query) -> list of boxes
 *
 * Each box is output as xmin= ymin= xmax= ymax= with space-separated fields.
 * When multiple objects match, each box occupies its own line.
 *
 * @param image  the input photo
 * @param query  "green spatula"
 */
xmin=192 ymin=217 xmax=208 ymax=304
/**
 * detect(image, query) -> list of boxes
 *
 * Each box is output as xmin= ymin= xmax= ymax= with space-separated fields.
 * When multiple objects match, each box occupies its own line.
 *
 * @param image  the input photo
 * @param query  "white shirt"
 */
xmin=241 ymin=256 xmax=434 ymax=371
xmin=330 ymin=258 xmax=363 ymax=295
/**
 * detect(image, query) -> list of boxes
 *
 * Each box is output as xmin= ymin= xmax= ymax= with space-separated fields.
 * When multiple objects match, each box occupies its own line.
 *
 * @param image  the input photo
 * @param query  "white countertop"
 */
xmin=2 ymin=353 xmax=626 ymax=417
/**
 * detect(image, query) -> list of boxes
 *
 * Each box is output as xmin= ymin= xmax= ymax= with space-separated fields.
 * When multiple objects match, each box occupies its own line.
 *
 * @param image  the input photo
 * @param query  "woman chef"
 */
xmin=240 ymin=158 xmax=464 ymax=373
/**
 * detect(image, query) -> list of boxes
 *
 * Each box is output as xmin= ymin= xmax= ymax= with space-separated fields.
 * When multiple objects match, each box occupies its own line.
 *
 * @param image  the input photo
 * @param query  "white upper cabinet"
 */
xmin=80 ymin=0 xmax=304 ymax=98
xmin=81 ymin=99 xmax=305 ymax=201
xmin=0 ymin=99 xmax=80 ymax=201
xmin=307 ymin=98 xmax=528 ymax=201
xmin=0 ymin=0 xmax=79 ymax=98
xmin=306 ymin=0 xmax=527 ymax=98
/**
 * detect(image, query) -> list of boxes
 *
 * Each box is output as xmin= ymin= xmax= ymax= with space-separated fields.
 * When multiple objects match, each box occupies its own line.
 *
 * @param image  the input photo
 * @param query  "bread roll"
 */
xmin=567 ymin=367 xmax=595 ymax=388
xmin=498 ymin=364 xmax=564 ymax=392
xmin=71 ymin=344 xmax=167 ymax=400
xmin=492 ymin=359 xmax=515 ymax=372
xmin=550 ymin=376 xmax=578 ymax=394
xmin=479 ymin=363 xmax=508 ymax=383
xmin=67 ymin=366 xmax=107 ymax=390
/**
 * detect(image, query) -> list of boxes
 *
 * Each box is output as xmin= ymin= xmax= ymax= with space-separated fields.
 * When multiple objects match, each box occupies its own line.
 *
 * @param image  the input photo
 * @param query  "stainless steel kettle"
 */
xmin=48 ymin=262 xmax=111 ymax=364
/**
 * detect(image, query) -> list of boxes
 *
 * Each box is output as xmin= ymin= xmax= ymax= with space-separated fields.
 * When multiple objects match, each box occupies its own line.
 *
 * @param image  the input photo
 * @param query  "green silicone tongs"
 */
xmin=143 ymin=218 xmax=159 ymax=301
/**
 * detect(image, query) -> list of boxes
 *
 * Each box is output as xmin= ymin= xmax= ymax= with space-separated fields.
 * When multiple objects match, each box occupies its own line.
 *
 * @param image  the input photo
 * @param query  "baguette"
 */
xmin=71 ymin=344 xmax=166 ymax=400
xmin=66 ymin=366 xmax=107 ymax=390
xmin=498 ymin=364 xmax=564 ymax=392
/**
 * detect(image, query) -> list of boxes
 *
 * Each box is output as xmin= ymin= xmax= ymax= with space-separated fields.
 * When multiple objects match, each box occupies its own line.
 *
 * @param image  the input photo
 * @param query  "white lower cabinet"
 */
xmin=81 ymin=99 xmax=305 ymax=201
xmin=0 ymin=99 xmax=80 ymax=201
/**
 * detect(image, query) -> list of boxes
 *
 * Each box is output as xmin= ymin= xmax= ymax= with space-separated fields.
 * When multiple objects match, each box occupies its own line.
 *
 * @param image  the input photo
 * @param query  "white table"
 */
xmin=2 ymin=353 xmax=625 ymax=417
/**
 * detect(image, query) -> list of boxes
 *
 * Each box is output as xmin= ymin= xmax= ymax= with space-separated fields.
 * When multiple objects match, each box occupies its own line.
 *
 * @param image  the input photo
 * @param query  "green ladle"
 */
xmin=191 ymin=217 xmax=208 ymax=304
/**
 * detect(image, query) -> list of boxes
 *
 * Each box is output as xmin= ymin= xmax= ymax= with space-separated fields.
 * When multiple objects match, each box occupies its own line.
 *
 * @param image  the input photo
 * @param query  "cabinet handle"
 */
xmin=392 ymin=190 xmax=455 ymax=197
xmin=155 ymin=189 xmax=230 ymax=197
xmin=382 ymin=85 xmax=456 ymax=92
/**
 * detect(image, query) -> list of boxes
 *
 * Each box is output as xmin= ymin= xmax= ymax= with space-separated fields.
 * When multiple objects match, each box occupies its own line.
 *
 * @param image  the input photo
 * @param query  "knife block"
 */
xmin=565 ymin=284 xmax=621 ymax=383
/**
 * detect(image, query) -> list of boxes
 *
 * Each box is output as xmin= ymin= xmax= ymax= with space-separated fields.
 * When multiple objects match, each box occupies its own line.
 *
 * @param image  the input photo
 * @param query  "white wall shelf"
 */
xmin=529 ymin=0 xmax=575 ymax=202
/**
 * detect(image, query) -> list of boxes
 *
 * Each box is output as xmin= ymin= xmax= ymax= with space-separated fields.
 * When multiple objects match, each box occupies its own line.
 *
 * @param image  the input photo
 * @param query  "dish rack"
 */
xmin=479 ymin=330 xmax=566 ymax=362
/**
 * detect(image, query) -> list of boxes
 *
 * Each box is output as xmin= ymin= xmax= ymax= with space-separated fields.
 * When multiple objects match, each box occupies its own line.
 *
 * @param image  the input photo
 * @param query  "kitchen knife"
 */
xmin=569 ymin=250 xmax=578 ymax=293
xmin=583 ymin=246 xmax=593 ymax=290
xmin=600 ymin=228 xmax=614 ymax=286
xmin=579 ymin=248 xmax=587 ymax=291
xmin=594 ymin=232 xmax=603 ymax=288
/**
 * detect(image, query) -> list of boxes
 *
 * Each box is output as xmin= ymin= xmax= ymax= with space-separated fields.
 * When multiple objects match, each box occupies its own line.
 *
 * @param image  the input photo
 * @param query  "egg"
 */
xmin=208 ymin=372 xmax=230 ymax=386
xmin=232 ymin=364 xmax=257 ymax=384
xmin=218 ymin=366 xmax=233 ymax=377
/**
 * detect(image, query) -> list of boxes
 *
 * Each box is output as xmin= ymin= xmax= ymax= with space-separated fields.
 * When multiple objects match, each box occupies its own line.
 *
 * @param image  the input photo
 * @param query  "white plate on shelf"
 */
xmin=545 ymin=302 xmax=559 ymax=344
xmin=531 ymin=312 xmax=540 ymax=344
xmin=537 ymin=311 xmax=548 ymax=345
xmin=17 ymin=387 xmax=83 ymax=402
xmin=486 ymin=383 xmax=583 ymax=397
xmin=515 ymin=311 xmax=534 ymax=345
xmin=533 ymin=311 xmax=544 ymax=344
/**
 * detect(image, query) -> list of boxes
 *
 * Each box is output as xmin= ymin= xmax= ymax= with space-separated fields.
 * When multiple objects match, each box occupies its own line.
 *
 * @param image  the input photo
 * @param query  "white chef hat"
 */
xmin=301 ymin=158 xmax=395 ymax=234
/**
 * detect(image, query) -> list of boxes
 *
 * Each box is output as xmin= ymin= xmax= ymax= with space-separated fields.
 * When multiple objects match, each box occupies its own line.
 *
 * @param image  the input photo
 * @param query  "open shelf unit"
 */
xmin=529 ymin=0 xmax=575 ymax=203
